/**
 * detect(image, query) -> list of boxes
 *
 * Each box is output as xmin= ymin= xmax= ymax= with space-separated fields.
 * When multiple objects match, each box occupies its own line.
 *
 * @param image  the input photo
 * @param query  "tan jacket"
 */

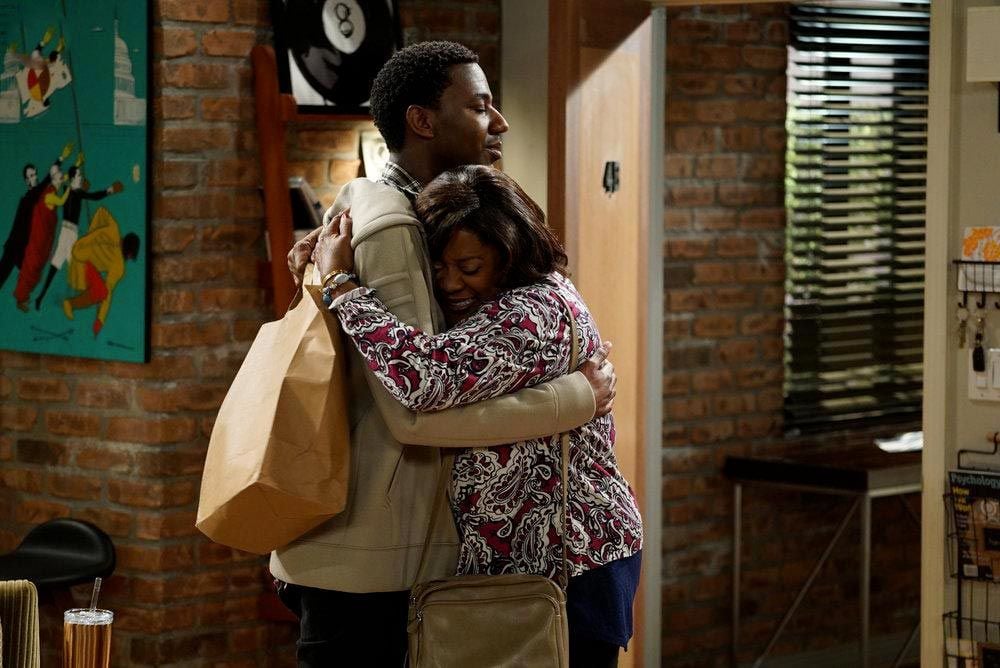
xmin=269 ymin=179 xmax=596 ymax=592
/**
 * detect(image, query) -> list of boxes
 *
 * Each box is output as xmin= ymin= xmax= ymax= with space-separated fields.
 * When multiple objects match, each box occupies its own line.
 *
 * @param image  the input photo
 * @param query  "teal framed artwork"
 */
xmin=0 ymin=1 xmax=148 ymax=362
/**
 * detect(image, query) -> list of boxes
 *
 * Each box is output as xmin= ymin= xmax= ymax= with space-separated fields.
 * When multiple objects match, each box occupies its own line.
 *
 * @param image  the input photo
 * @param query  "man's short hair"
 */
xmin=370 ymin=41 xmax=478 ymax=152
xmin=122 ymin=232 xmax=140 ymax=260
xmin=23 ymin=164 xmax=36 ymax=180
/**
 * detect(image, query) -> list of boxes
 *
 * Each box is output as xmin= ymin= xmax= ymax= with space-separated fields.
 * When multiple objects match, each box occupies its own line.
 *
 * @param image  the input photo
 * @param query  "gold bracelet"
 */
xmin=321 ymin=268 xmax=353 ymax=287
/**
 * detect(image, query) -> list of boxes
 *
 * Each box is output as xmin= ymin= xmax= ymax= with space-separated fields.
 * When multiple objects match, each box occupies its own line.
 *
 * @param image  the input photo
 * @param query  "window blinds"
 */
xmin=783 ymin=0 xmax=929 ymax=432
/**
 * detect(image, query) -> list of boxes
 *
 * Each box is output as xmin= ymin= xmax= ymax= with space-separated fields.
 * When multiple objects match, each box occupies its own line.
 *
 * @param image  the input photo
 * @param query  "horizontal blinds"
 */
xmin=784 ymin=0 xmax=929 ymax=432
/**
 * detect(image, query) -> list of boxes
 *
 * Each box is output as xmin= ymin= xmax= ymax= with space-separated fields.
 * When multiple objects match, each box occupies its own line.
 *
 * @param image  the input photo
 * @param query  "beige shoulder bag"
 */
xmin=406 ymin=292 xmax=579 ymax=668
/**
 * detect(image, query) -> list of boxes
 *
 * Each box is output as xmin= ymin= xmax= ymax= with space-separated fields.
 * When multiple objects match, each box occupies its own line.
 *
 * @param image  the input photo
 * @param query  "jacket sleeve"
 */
xmin=352 ymin=222 xmax=595 ymax=447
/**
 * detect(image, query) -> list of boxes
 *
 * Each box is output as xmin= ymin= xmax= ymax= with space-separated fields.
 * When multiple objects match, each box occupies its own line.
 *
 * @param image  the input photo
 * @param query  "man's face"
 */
xmin=50 ymin=165 xmax=63 ymax=188
xmin=71 ymin=170 xmax=84 ymax=189
xmin=24 ymin=167 xmax=37 ymax=189
xmin=429 ymin=64 xmax=509 ymax=171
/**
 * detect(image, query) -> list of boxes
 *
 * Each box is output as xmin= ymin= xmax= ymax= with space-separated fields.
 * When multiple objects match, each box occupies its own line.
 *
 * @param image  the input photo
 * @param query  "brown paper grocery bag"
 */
xmin=196 ymin=273 xmax=350 ymax=555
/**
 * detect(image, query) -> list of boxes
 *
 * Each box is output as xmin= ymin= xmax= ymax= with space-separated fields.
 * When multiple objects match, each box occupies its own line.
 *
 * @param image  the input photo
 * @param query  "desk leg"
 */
xmin=860 ymin=494 xmax=871 ymax=668
xmin=733 ymin=482 xmax=742 ymax=668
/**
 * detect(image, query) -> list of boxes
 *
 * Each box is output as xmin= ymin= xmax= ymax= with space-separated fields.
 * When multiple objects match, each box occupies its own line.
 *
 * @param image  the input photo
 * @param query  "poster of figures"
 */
xmin=0 ymin=1 xmax=148 ymax=362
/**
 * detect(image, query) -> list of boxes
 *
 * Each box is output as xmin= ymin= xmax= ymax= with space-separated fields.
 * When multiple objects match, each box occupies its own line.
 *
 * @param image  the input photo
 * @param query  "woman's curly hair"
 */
xmin=370 ymin=41 xmax=478 ymax=151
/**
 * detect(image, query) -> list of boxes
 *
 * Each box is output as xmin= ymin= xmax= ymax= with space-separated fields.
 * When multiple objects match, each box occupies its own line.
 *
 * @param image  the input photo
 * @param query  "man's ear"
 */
xmin=405 ymin=105 xmax=435 ymax=141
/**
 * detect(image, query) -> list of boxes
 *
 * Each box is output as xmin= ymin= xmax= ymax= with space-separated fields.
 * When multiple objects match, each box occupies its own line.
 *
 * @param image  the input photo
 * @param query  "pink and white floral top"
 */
xmin=333 ymin=272 xmax=643 ymax=579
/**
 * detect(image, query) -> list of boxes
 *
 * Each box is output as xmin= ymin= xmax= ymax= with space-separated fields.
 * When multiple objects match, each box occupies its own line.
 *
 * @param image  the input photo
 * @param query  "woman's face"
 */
xmin=434 ymin=229 xmax=503 ymax=325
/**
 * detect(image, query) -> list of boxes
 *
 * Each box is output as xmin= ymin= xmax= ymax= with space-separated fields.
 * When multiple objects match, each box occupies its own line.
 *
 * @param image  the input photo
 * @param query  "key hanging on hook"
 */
xmin=973 ymin=316 xmax=987 ymax=373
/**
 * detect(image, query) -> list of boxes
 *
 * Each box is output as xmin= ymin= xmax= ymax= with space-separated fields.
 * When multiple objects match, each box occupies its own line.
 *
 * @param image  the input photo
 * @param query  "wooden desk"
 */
xmin=725 ymin=450 xmax=921 ymax=668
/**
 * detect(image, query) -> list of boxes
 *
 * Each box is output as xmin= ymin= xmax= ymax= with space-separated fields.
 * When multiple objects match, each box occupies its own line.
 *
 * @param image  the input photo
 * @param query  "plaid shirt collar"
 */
xmin=379 ymin=161 xmax=423 ymax=199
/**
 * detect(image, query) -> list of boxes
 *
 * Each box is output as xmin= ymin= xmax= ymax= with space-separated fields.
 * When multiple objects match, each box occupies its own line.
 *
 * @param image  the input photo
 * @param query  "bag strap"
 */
xmin=412 ymin=287 xmax=580 ymax=592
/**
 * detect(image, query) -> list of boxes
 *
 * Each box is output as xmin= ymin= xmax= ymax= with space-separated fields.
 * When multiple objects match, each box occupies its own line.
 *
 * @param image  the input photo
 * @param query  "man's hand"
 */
xmin=578 ymin=340 xmax=616 ymax=418
xmin=287 ymin=226 xmax=322 ymax=288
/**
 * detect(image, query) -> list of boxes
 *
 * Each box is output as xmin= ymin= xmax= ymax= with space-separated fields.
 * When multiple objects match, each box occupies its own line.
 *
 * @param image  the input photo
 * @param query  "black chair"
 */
xmin=0 ymin=519 xmax=115 ymax=608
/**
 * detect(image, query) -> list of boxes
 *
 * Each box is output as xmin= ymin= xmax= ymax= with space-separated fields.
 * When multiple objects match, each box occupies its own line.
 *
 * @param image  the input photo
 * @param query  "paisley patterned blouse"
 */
xmin=333 ymin=272 xmax=643 ymax=579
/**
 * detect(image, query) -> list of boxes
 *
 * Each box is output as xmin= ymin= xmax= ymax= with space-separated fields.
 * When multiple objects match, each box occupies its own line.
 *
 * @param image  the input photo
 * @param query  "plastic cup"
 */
xmin=63 ymin=609 xmax=112 ymax=668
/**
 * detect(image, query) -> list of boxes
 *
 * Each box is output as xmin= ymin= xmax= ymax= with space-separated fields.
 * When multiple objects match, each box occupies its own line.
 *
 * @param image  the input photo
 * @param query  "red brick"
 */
xmin=719 ymin=184 xmax=780 ymax=207
xmin=202 ymin=349 xmax=251 ymax=379
xmin=108 ymin=478 xmax=199 ymax=508
xmin=694 ymin=209 xmax=737 ymax=230
xmin=694 ymin=315 xmax=737 ymax=337
xmin=233 ymin=319 xmax=263 ymax=342
xmin=154 ymin=289 xmax=196 ymax=315
xmin=722 ymin=127 xmax=761 ymax=151
xmin=664 ymin=155 xmax=693 ymax=178
xmin=666 ymin=100 xmax=694 ymax=123
xmin=46 ymin=411 xmax=101 ymax=437
xmin=198 ymin=541 xmax=259 ymax=566
xmin=693 ymin=263 xmax=736 ymax=285
xmin=668 ymin=185 xmax=715 ymax=208
xmin=199 ymin=223 xmax=262 ymax=251
xmin=739 ymin=208 xmax=785 ymax=229
xmin=714 ymin=287 xmax=757 ymax=309
xmin=137 ymin=383 xmax=228 ymax=412
xmin=15 ymin=499 xmax=71 ymax=524
xmin=668 ymin=239 xmax=713 ymax=259
xmin=117 ymin=544 xmax=197 ymax=573
xmin=17 ymin=377 xmax=70 ymax=401
xmin=742 ymin=45 xmax=786 ymax=70
xmin=0 ymin=467 xmax=44 ymax=493
xmin=287 ymin=160 xmax=327 ymax=187
xmin=156 ymin=192 xmax=236 ymax=219
xmin=233 ymin=0 xmax=268 ymax=25
xmin=75 ymin=507 xmax=134 ymax=538
xmin=695 ymin=155 xmax=739 ymax=179
xmin=132 ymin=448 xmax=207 ymax=477
xmin=671 ymin=73 xmax=719 ymax=97
xmin=723 ymin=74 xmax=768 ymax=97
xmin=762 ymin=127 xmax=787 ymax=151
xmin=157 ymin=27 xmax=198 ymax=58
xmin=155 ymin=256 xmax=232 ymax=283
xmin=0 ymin=376 xmax=10 ymax=399
xmin=73 ymin=382 xmax=129 ymax=411
xmin=718 ymin=340 xmax=759 ymax=364
xmin=717 ymin=237 xmax=759 ymax=258
xmin=201 ymin=97 xmax=242 ymax=121
xmin=156 ymin=95 xmax=197 ymax=120
xmin=767 ymin=20 xmax=790 ymax=44
xmin=761 ymin=336 xmax=783 ymax=360
xmin=691 ymin=420 xmax=736 ymax=444
xmin=664 ymin=317 xmax=693 ymax=339
xmin=737 ymin=261 xmax=784 ymax=283
xmin=737 ymin=366 xmax=783 ymax=388
xmin=233 ymin=192 xmax=265 ymax=220
xmin=0 ymin=351 xmax=40 ymax=369
xmin=740 ymin=313 xmax=784 ymax=335
xmin=667 ymin=397 xmax=710 ymax=420
xmin=712 ymin=393 xmax=756 ymax=415
xmin=160 ymin=62 xmax=230 ymax=89
xmin=669 ymin=17 xmax=718 ymax=41
xmin=136 ymin=510 xmax=199 ymax=539
xmin=76 ymin=445 xmax=132 ymax=472
xmin=668 ymin=289 xmax=708 ymax=312
xmin=157 ymin=161 xmax=200 ymax=188
xmin=745 ymin=155 xmax=784 ymax=179
xmin=151 ymin=322 xmax=230 ymax=349
xmin=198 ymin=288 xmax=263 ymax=312
xmin=48 ymin=473 xmax=103 ymax=500
xmin=726 ymin=20 xmax=762 ymax=43
xmin=16 ymin=439 xmax=68 ymax=465
xmin=202 ymin=30 xmax=257 ymax=57
xmin=737 ymin=99 xmax=787 ymax=122
xmin=672 ymin=127 xmax=716 ymax=153
xmin=1 ymin=405 xmax=38 ymax=431
xmin=153 ymin=225 xmax=198 ymax=253
xmin=694 ymin=100 xmax=738 ymax=124
xmin=663 ymin=371 xmax=692 ymax=396
xmin=204 ymin=159 xmax=259 ymax=187
xmin=159 ymin=127 xmax=236 ymax=153
xmin=106 ymin=417 xmax=197 ymax=444
xmin=757 ymin=388 xmax=784 ymax=411
xmin=294 ymin=130 xmax=358 ymax=154
xmin=104 ymin=355 xmax=197 ymax=380
xmin=158 ymin=0 xmax=230 ymax=22
xmin=665 ymin=210 xmax=692 ymax=229
xmin=738 ymin=415 xmax=781 ymax=438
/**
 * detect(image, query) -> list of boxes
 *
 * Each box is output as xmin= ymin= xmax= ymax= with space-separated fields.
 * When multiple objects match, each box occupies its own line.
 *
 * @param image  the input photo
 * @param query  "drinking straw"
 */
xmin=89 ymin=577 xmax=102 ymax=611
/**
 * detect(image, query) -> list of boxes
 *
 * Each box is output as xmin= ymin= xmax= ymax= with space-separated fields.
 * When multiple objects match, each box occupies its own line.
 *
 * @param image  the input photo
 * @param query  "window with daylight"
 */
xmin=783 ymin=1 xmax=929 ymax=433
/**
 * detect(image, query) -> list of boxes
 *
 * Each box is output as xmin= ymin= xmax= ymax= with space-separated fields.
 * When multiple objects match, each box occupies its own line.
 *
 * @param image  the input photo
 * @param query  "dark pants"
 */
xmin=277 ymin=582 xmax=409 ymax=667
xmin=569 ymin=634 xmax=620 ymax=668
xmin=277 ymin=581 xmax=620 ymax=668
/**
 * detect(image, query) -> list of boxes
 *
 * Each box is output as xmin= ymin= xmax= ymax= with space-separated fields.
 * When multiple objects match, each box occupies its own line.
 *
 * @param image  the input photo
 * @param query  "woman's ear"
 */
xmin=405 ymin=105 xmax=435 ymax=141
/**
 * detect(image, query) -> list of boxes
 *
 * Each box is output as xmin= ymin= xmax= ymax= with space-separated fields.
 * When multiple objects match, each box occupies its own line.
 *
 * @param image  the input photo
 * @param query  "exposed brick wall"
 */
xmin=0 ymin=1 xmax=500 ymax=666
xmin=660 ymin=4 xmax=920 ymax=666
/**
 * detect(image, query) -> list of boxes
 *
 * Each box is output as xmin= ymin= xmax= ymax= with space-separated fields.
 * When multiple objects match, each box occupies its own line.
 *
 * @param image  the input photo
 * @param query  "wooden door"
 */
xmin=549 ymin=3 xmax=663 ymax=666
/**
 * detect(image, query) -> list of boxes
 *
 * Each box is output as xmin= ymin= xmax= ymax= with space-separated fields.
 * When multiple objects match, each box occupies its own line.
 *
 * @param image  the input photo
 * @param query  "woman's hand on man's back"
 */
xmin=579 ymin=341 xmax=616 ymax=418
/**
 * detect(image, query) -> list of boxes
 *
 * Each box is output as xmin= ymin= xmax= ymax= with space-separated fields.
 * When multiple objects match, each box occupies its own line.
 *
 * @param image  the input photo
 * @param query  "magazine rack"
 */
xmin=945 ymin=455 xmax=1000 ymax=665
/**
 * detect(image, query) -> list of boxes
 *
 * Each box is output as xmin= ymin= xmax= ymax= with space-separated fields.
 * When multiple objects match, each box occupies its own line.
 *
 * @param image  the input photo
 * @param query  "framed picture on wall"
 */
xmin=0 ymin=0 xmax=149 ymax=362
xmin=271 ymin=0 xmax=401 ymax=115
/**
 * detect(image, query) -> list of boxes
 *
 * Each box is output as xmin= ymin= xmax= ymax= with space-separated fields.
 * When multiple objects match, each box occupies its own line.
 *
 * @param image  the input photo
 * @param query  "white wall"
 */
xmin=923 ymin=1 xmax=1000 ymax=664
xmin=500 ymin=0 xmax=548 ymax=214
